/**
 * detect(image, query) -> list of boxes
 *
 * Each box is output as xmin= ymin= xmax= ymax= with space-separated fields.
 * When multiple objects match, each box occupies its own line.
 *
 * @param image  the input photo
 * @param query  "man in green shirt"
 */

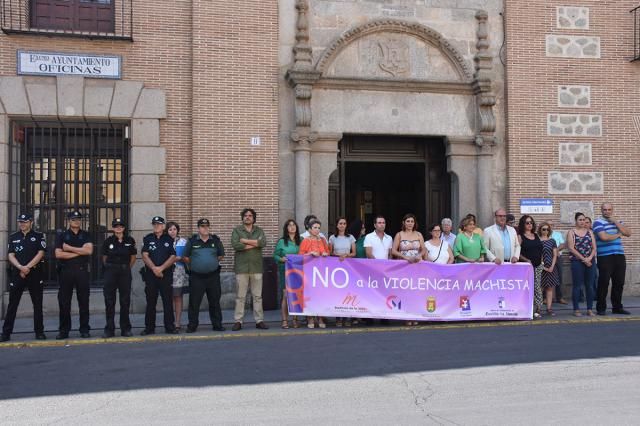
xmin=231 ymin=208 xmax=268 ymax=331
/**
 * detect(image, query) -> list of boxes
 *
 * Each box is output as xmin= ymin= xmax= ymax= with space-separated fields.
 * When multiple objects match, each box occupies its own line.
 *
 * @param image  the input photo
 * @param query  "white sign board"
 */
xmin=520 ymin=198 xmax=553 ymax=214
xmin=17 ymin=50 xmax=122 ymax=79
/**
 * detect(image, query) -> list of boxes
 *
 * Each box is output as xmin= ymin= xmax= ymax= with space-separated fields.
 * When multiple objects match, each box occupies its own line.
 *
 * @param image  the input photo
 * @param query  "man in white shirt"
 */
xmin=483 ymin=208 xmax=520 ymax=264
xmin=364 ymin=215 xmax=392 ymax=260
xmin=440 ymin=218 xmax=456 ymax=247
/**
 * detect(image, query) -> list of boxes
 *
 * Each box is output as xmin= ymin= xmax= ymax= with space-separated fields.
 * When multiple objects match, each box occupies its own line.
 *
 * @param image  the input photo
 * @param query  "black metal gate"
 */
xmin=8 ymin=121 xmax=130 ymax=287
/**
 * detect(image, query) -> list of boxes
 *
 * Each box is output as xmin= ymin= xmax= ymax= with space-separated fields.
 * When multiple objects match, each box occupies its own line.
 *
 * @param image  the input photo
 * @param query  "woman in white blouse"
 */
xmin=424 ymin=224 xmax=454 ymax=264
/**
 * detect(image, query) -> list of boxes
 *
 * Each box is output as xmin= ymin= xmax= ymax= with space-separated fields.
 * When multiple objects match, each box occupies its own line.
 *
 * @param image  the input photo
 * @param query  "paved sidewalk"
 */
xmin=3 ymin=296 xmax=640 ymax=346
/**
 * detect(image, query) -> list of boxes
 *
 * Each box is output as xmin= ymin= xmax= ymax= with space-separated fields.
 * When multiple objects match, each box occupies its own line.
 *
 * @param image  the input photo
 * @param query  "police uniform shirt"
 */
xmin=55 ymin=229 xmax=92 ymax=265
xmin=102 ymin=235 xmax=137 ymax=265
xmin=142 ymin=233 xmax=176 ymax=266
xmin=184 ymin=234 xmax=225 ymax=274
xmin=8 ymin=230 xmax=46 ymax=267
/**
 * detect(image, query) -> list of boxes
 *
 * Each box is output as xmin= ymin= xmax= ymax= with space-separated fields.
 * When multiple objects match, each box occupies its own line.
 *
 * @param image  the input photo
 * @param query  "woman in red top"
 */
xmin=299 ymin=218 xmax=329 ymax=328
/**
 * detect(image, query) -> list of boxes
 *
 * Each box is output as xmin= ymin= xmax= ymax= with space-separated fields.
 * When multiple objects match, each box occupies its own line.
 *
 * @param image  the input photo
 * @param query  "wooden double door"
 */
xmin=329 ymin=135 xmax=450 ymax=236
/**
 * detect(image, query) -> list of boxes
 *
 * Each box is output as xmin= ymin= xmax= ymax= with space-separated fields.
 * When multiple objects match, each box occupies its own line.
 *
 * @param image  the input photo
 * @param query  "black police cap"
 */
xmin=151 ymin=216 xmax=166 ymax=225
xmin=17 ymin=213 xmax=33 ymax=222
xmin=112 ymin=218 xmax=126 ymax=227
xmin=197 ymin=218 xmax=210 ymax=227
xmin=67 ymin=211 xmax=83 ymax=220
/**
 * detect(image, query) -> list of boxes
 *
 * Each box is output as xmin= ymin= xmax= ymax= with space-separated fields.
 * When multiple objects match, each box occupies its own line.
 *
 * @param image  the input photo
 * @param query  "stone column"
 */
xmin=292 ymin=131 xmax=315 ymax=226
xmin=446 ymin=137 xmax=479 ymax=226
xmin=309 ymin=133 xmax=342 ymax=230
xmin=285 ymin=0 xmax=321 ymax=226
xmin=476 ymin=144 xmax=494 ymax=228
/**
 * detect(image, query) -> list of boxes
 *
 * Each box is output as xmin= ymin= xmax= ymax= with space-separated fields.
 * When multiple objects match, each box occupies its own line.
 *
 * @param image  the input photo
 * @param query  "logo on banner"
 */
xmin=426 ymin=296 xmax=437 ymax=313
xmin=386 ymin=295 xmax=402 ymax=310
xmin=498 ymin=297 xmax=506 ymax=309
xmin=342 ymin=293 xmax=360 ymax=307
xmin=459 ymin=296 xmax=471 ymax=311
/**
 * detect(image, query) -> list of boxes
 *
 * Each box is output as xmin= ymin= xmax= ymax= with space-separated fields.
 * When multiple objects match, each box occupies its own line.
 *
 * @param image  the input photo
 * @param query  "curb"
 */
xmin=2 ymin=315 xmax=639 ymax=349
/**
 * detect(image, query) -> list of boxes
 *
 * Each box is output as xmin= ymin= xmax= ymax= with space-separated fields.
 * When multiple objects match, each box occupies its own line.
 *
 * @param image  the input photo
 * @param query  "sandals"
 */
xmin=587 ymin=310 xmax=595 ymax=317
xmin=573 ymin=311 xmax=582 ymax=317
xmin=546 ymin=309 xmax=555 ymax=317
xmin=335 ymin=320 xmax=343 ymax=328
xmin=281 ymin=320 xmax=289 ymax=329
xmin=292 ymin=318 xmax=300 ymax=328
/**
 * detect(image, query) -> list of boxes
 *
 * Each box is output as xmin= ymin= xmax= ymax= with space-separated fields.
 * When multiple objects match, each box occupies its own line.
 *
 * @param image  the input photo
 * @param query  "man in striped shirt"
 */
xmin=593 ymin=203 xmax=632 ymax=315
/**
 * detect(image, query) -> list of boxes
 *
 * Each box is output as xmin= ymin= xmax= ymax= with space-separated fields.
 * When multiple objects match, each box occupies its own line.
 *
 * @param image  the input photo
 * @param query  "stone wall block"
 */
xmin=558 ymin=85 xmax=590 ymax=108
xmin=559 ymin=143 xmax=592 ymax=165
xmin=131 ymin=146 xmax=166 ymax=175
xmin=556 ymin=6 xmax=589 ymax=29
xmin=130 ymin=174 xmax=160 ymax=202
xmin=131 ymin=119 xmax=160 ymax=147
xmin=129 ymin=202 xmax=166 ymax=231
xmin=548 ymin=114 xmax=601 ymax=137
xmin=549 ymin=171 xmax=603 ymax=194
xmin=133 ymin=88 xmax=167 ymax=119
xmin=560 ymin=200 xmax=594 ymax=224
xmin=0 ymin=77 xmax=30 ymax=115
xmin=84 ymin=80 xmax=115 ymax=118
xmin=25 ymin=79 xmax=58 ymax=116
xmin=546 ymin=35 xmax=600 ymax=58
xmin=110 ymin=81 xmax=143 ymax=118
xmin=56 ymin=76 xmax=84 ymax=117
xmin=0 ymin=114 xmax=8 ymax=145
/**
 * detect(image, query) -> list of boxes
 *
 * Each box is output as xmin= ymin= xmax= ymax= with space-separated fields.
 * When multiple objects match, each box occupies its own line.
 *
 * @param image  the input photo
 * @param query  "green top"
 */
xmin=273 ymin=237 xmax=300 ymax=291
xmin=453 ymin=232 xmax=486 ymax=263
xmin=355 ymin=236 xmax=366 ymax=258
xmin=231 ymin=224 xmax=267 ymax=273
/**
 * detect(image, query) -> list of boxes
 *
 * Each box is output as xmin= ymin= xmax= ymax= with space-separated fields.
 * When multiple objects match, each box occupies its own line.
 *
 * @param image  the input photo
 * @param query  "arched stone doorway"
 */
xmin=284 ymin=3 xmax=500 ymax=232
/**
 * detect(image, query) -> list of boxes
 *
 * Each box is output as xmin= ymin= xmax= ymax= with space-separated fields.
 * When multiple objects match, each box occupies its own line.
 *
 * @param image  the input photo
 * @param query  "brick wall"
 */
xmin=505 ymin=0 xmax=640 ymax=274
xmin=0 ymin=0 xmax=280 ymax=270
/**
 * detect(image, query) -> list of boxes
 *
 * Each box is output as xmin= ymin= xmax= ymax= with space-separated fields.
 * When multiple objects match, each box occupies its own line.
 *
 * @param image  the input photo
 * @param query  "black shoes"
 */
xmin=102 ymin=330 xmax=115 ymax=339
xmin=140 ymin=329 xmax=154 ymax=336
xmin=212 ymin=326 xmax=226 ymax=332
xmin=232 ymin=322 xmax=242 ymax=331
xmin=596 ymin=311 xmax=607 ymax=316
xmin=165 ymin=328 xmax=179 ymax=334
xmin=0 ymin=334 xmax=9 ymax=342
xmin=612 ymin=309 xmax=631 ymax=315
xmin=35 ymin=333 xmax=47 ymax=340
xmin=80 ymin=332 xmax=91 ymax=338
xmin=255 ymin=322 xmax=269 ymax=330
xmin=121 ymin=330 xmax=133 ymax=337
xmin=186 ymin=326 xmax=197 ymax=333
xmin=56 ymin=332 xmax=69 ymax=340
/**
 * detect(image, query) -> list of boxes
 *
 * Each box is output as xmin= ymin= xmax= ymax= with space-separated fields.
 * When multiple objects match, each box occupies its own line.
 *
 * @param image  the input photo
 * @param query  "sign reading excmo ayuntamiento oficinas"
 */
xmin=17 ymin=50 xmax=121 ymax=79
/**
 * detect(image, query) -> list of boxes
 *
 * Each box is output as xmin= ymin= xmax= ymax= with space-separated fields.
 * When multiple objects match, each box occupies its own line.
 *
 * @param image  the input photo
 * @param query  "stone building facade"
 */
xmin=1 ymin=0 xmax=638 ymax=320
xmin=505 ymin=0 xmax=640 ymax=295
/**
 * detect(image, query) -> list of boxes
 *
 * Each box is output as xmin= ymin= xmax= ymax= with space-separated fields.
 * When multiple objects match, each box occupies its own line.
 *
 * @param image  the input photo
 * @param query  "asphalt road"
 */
xmin=1 ymin=321 xmax=639 ymax=425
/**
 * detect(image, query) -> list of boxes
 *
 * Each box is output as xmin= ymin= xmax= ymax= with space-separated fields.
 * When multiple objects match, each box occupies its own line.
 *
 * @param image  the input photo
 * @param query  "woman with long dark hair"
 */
xmin=518 ymin=215 xmax=543 ymax=318
xmin=273 ymin=219 xmax=301 ymax=328
xmin=567 ymin=212 xmax=597 ymax=316
xmin=329 ymin=217 xmax=356 ymax=327
xmin=167 ymin=221 xmax=188 ymax=331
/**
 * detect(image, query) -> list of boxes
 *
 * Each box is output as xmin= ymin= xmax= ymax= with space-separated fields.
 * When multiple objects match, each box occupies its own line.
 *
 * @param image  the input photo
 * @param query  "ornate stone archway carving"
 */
xmin=314 ymin=18 xmax=474 ymax=82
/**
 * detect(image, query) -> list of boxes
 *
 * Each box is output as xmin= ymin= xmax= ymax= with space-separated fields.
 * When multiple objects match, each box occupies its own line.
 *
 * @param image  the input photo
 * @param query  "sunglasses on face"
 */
xmin=541 ymin=228 xmax=549 ymax=231
xmin=525 ymin=221 xmax=533 ymax=225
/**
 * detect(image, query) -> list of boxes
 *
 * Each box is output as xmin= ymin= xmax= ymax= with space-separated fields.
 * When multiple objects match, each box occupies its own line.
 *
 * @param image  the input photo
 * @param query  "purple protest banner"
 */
xmin=286 ymin=255 xmax=534 ymax=321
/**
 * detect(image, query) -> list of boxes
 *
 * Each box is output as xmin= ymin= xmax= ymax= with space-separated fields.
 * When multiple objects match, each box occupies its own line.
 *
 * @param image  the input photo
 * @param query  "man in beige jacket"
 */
xmin=484 ymin=208 xmax=521 ymax=264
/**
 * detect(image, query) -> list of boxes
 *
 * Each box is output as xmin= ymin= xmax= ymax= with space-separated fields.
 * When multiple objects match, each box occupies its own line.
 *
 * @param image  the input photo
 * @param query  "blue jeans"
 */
xmin=571 ymin=259 xmax=595 ymax=311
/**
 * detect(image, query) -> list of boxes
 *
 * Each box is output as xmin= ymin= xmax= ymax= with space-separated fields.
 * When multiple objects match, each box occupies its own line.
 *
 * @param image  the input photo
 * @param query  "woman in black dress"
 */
xmin=538 ymin=222 xmax=559 ymax=316
xmin=518 ymin=215 xmax=543 ymax=318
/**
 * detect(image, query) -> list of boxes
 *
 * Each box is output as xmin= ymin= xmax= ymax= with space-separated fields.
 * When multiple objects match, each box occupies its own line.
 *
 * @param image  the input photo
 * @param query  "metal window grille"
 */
xmin=1 ymin=0 xmax=132 ymax=40
xmin=8 ymin=120 xmax=130 ymax=287
xmin=632 ymin=5 xmax=640 ymax=61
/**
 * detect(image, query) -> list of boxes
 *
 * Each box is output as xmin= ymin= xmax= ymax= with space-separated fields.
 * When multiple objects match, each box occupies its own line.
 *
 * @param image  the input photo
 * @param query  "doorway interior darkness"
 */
xmin=328 ymin=135 xmax=451 ymax=237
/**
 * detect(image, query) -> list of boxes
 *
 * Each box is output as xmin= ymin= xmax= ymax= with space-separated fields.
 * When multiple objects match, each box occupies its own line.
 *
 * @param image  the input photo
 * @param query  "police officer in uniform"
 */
xmin=141 ymin=216 xmax=177 ymax=335
xmin=184 ymin=218 xmax=226 ymax=333
xmin=55 ymin=210 xmax=94 ymax=339
xmin=1 ymin=213 xmax=47 ymax=342
xmin=101 ymin=218 xmax=137 ymax=338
